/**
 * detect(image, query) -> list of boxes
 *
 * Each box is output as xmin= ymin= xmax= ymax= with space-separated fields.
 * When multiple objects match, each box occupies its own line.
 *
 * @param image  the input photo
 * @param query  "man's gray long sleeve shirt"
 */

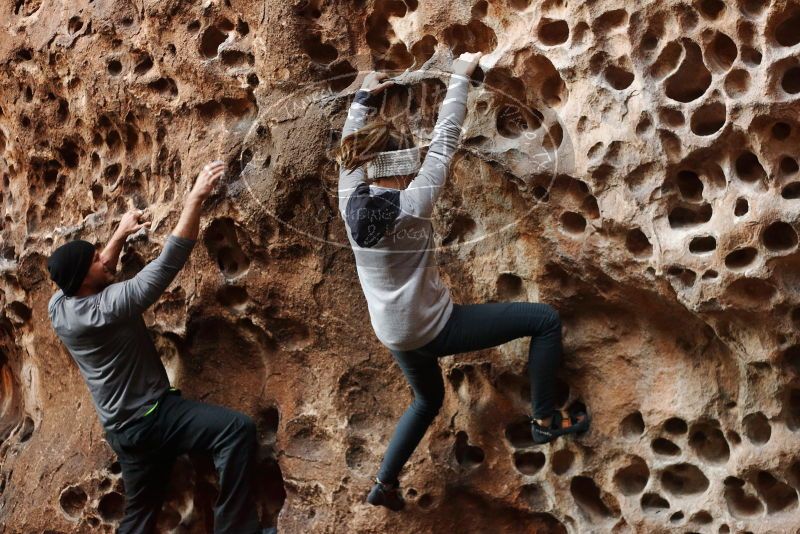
xmin=49 ymin=235 xmax=195 ymax=431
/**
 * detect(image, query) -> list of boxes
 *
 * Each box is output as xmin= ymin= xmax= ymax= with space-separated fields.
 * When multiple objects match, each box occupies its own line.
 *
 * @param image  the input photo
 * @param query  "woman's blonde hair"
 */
xmin=335 ymin=120 xmax=415 ymax=172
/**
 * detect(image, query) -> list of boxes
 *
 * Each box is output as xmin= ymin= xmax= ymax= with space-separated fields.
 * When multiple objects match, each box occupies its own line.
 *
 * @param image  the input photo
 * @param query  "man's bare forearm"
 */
xmin=172 ymin=194 xmax=204 ymax=241
xmin=170 ymin=160 xmax=224 ymax=241
xmin=99 ymin=231 xmax=127 ymax=274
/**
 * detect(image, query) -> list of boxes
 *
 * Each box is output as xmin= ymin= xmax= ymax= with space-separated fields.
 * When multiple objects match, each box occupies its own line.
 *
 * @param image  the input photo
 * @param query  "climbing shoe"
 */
xmin=366 ymin=478 xmax=405 ymax=511
xmin=531 ymin=407 xmax=591 ymax=444
xmin=263 ymin=528 xmax=277 ymax=534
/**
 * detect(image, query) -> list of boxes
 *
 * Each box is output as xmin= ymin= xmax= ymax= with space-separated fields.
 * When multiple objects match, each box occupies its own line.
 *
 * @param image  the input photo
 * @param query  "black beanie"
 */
xmin=47 ymin=240 xmax=96 ymax=296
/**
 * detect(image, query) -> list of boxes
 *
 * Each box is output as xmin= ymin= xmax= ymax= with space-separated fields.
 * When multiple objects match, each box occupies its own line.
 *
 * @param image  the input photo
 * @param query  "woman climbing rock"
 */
xmin=335 ymin=52 xmax=591 ymax=511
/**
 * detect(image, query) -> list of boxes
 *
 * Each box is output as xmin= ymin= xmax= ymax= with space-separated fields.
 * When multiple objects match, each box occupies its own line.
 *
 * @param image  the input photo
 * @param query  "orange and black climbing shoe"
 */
xmin=366 ymin=478 xmax=405 ymax=511
xmin=531 ymin=407 xmax=591 ymax=444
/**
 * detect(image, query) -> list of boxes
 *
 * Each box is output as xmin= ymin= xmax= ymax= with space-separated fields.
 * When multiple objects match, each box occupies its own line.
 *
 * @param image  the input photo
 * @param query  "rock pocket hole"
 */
xmin=776 ymin=12 xmax=800 ymax=47
xmin=570 ymin=476 xmax=617 ymax=520
xmin=593 ymin=9 xmax=628 ymax=34
xmin=621 ymin=411 xmax=645 ymax=438
xmin=200 ymin=26 xmax=227 ymax=58
xmin=496 ymin=104 xmax=529 ymax=138
xmin=753 ymin=470 xmax=798 ymax=514
xmin=134 ymin=55 xmax=153 ymax=75
xmin=514 ymin=450 xmax=545 ymax=475
xmin=216 ymin=285 xmax=248 ymax=309
xmin=625 ymin=228 xmax=652 ymax=258
xmin=690 ymin=510 xmax=713 ymax=524
xmin=652 ymin=438 xmax=681 ymax=456
xmin=782 ymin=67 xmax=800 ymax=95
xmin=742 ymin=412 xmax=771 ymax=445
xmin=327 ymin=60 xmax=357 ymax=92
xmin=689 ymin=422 xmax=730 ymax=464
xmin=59 ymin=485 xmax=87 ymax=517
xmin=724 ymin=247 xmax=757 ymax=269
xmin=640 ymin=492 xmax=670 ymax=513
xmin=613 ymin=456 xmax=650 ymax=495
xmin=761 ymin=221 xmax=798 ymax=251
xmin=148 ymin=77 xmax=178 ymax=98
xmin=706 ymin=32 xmax=737 ymax=73
xmin=724 ymin=477 xmax=764 ymax=518
xmin=301 ymin=33 xmax=338 ymax=64
xmin=505 ymin=419 xmax=534 ymax=449
xmin=668 ymin=203 xmax=713 ymax=229
xmin=783 ymin=386 xmax=800 ymax=430
xmin=676 ymin=170 xmax=704 ymax=200
xmin=258 ymin=406 xmax=280 ymax=446
xmin=661 ymin=463 xmax=710 ymax=495
xmin=107 ymin=59 xmax=122 ymax=75
xmin=689 ymin=235 xmax=716 ymax=254
xmin=665 ymin=41 xmax=712 ymax=103
xmin=519 ymin=483 xmax=549 ymax=509
xmin=734 ymin=197 xmax=749 ymax=215
xmin=604 ymin=65 xmax=635 ymax=90
xmin=497 ymin=273 xmax=524 ymax=300
xmin=772 ymin=121 xmax=792 ymax=140
xmin=691 ymin=102 xmax=726 ymax=136
xmin=725 ymin=69 xmax=750 ymax=98
xmin=220 ymin=50 xmax=255 ymax=67
xmin=551 ymin=449 xmax=575 ymax=475
xmin=782 ymin=182 xmax=800 ymax=199
xmin=783 ymin=345 xmax=800 ymax=376
xmin=454 ymin=431 xmax=485 ymax=468
xmin=98 ymin=491 xmax=125 ymax=521
xmin=663 ymin=417 xmax=688 ymax=434
xmin=560 ymin=211 xmax=586 ymax=235
xmin=781 ymin=156 xmax=799 ymax=176
xmin=442 ymin=19 xmax=497 ymax=55
xmin=697 ymin=0 xmax=725 ymax=19
xmin=204 ymin=218 xmax=251 ymax=279
xmin=538 ymin=19 xmax=569 ymax=46
xmin=68 ymin=16 xmax=83 ymax=34
xmin=418 ymin=494 xmax=434 ymax=509
xmin=408 ymin=35 xmax=437 ymax=68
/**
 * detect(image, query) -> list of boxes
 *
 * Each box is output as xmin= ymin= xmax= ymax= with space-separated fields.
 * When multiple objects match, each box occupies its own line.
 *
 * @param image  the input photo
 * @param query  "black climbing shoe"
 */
xmin=366 ymin=479 xmax=405 ymax=511
xmin=531 ymin=407 xmax=591 ymax=444
xmin=263 ymin=528 xmax=278 ymax=534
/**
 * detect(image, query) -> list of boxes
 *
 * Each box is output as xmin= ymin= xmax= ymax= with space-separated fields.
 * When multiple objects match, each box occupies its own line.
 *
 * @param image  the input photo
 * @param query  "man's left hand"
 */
xmin=117 ymin=209 xmax=150 ymax=237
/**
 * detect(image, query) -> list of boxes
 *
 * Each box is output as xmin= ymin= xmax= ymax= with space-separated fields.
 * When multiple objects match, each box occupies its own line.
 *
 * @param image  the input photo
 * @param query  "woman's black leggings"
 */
xmin=377 ymin=302 xmax=562 ymax=485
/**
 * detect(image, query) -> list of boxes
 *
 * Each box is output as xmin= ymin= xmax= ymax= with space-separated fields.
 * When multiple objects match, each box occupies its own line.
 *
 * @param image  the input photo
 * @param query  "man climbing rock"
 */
xmin=47 ymin=161 xmax=276 ymax=534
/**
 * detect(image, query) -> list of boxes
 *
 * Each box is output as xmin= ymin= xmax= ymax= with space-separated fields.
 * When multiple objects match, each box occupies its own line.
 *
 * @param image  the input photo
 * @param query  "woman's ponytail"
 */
xmin=336 ymin=120 xmax=415 ymax=172
xmin=336 ymin=120 xmax=392 ymax=171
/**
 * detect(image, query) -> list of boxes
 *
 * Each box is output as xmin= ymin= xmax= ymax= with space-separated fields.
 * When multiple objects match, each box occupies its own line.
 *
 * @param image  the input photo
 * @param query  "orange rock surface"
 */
xmin=1 ymin=0 xmax=799 ymax=532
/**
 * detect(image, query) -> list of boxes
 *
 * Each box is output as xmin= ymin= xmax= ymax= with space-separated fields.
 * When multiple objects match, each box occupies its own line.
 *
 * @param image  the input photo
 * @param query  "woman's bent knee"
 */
xmin=539 ymin=304 xmax=561 ymax=332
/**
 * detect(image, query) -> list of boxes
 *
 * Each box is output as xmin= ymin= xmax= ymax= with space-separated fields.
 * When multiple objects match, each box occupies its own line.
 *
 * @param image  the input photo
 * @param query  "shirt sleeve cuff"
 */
xmin=354 ymin=90 xmax=380 ymax=108
xmin=166 ymin=235 xmax=197 ymax=250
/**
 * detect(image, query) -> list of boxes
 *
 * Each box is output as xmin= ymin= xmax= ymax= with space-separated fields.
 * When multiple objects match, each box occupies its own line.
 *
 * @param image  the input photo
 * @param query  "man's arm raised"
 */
xmin=97 ymin=160 xmax=225 ymax=322
xmin=100 ymin=209 xmax=151 ymax=275
xmin=172 ymin=160 xmax=225 ymax=240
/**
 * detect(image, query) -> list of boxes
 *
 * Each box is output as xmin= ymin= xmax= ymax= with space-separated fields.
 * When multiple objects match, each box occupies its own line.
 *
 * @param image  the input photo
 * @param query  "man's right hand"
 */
xmin=190 ymin=160 xmax=225 ymax=201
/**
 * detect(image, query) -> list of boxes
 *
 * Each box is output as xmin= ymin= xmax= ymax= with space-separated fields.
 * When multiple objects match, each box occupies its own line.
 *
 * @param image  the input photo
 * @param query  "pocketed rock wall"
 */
xmin=1 ymin=0 xmax=800 ymax=532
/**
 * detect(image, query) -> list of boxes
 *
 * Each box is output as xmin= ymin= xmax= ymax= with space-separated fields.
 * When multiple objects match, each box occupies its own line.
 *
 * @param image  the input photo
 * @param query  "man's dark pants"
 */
xmin=105 ymin=391 xmax=261 ymax=534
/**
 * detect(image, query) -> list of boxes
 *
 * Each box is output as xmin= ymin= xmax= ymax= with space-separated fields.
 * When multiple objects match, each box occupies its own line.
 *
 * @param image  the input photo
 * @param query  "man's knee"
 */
xmin=231 ymin=412 xmax=257 ymax=443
